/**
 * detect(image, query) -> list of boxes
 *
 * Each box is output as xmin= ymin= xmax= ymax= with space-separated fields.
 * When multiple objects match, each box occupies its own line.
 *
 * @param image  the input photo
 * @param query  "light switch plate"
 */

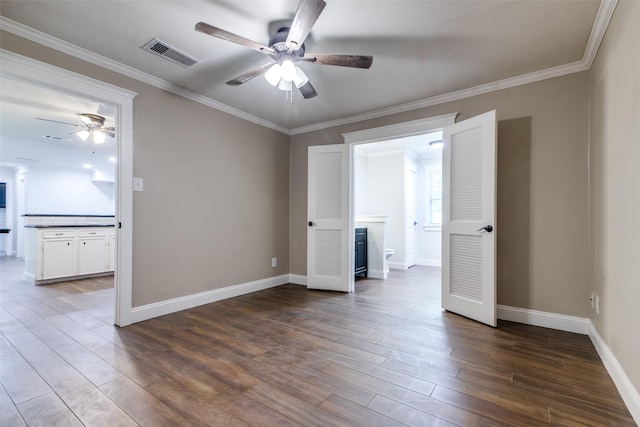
xmin=133 ymin=177 xmax=144 ymax=192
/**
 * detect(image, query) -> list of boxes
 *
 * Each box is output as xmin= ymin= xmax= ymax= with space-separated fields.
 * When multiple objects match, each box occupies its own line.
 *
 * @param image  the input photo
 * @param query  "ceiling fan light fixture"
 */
xmin=264 ymin=63 xmax=282 ymax=86
xmin=277 ymin=78 xmax=293 ymax=92
xmin=93 ymin=130 xmax=106 ymax=144
xmin=293 ymin=67 xmax=309 ymax=88
xmin=281 ymin=59 xmax=296 ymax=81
xmin=77 ymin=129 xmax=91 ymax=141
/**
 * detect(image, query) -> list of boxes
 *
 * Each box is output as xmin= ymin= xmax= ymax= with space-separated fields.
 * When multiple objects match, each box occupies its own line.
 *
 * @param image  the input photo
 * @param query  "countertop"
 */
xmin=25 ymin=224 xmax=115 ymax=228
xmin=22 ymin=214 xmax=114 ymax=217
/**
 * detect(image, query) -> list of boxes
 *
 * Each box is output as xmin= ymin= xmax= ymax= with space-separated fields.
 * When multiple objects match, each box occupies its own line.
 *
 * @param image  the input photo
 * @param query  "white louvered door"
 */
xmin=307 ymin=144 xmax=353 ymax=292
xmin=442 ymin=110 xmax=497 ymax=326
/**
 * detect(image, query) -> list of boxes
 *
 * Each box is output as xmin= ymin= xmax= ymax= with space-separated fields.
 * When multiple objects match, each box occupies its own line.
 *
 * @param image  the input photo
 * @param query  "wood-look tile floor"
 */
xmin=0 ymin=256 xmax=635 ymax=426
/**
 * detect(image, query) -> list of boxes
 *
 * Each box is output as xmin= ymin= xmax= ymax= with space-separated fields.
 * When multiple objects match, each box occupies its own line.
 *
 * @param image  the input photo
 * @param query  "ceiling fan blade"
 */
xmin=195 ymin=22 xmax=275 ymax=55
xmin=298 ymin=81 xmax=318 ymax=99
xmin=103 ymin=127 xmax=116 ymax=138
xmin=302 ymin=54 xmax=373 ymax=69
xmin=226 ymin=63 xmax=274 ymax=86
xmin=285 ymin=0 xmax=326 ymax=51
xmin=36 ymin=117 xmax=82 ymax=127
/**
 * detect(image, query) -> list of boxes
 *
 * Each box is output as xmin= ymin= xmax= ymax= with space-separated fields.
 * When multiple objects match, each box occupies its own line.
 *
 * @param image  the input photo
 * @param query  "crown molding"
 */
xmin=290 ymin=60 xmax=589 ymax=135
xmin=1 ymin=0 xmax=617 ymax=136
xmin=0 ymin=17 xmax=290 ymax=135
xmin=583 ymin=0 xmax=618 ymax=69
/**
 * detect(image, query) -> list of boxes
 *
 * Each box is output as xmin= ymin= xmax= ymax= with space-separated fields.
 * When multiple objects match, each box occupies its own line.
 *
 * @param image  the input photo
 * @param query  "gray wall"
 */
xmin=588 ymin=0 xmax=640 ymax=397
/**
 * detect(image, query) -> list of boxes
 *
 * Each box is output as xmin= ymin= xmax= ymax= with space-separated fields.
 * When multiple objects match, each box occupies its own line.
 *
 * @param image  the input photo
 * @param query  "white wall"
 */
xmin=356 ymin=148 xmax=444 ymax=270
xmin=25 ymin=165 xmax=115 ymax=214
xmin=354 ymin=151 xmax=368 ymax=216
xmin=364 ymin=151 xmax=405 ymax=268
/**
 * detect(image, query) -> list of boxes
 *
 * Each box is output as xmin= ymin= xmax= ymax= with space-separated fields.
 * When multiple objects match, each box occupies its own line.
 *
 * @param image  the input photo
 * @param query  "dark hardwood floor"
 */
xmin=0 ymin=256 xmax=635 ymax=426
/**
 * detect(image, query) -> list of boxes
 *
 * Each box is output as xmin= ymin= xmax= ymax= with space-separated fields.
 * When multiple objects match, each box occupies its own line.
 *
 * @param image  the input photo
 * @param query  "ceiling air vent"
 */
xmin=141 ymin=38 xmax=199 ymax=68
xmin=43 ymin=135 xmax=71 ymax=142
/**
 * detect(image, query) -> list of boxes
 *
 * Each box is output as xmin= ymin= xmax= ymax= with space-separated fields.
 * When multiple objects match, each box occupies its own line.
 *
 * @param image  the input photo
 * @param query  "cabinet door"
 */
xmin=41 ymin=239 xmax=76 ymax=279
xmin=78 ymin=238 xmax=106 ymax=275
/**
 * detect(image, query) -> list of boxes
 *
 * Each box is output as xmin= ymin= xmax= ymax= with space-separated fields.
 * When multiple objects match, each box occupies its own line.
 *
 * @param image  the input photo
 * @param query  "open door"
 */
xmin=442 ymin=110 xmax=497 ymax=327
xmin=307 ymin=144 xmax=353 ymax=292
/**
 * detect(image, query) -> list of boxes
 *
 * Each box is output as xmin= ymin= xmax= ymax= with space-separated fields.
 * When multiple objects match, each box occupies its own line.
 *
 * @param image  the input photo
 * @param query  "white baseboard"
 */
xmin=417 ymin=258 xmax=442 ymax=267
xmin=588 ymin=321 xmax=640 ymax=425
xmin=288 ymin=274 xmax=307 ymax=286
xmin=289 ymin=271 xmax=389 ymax=283
xmin=498 ymin=305 xmax=639 ymax=425
xmin=129 ymin=274 xmax=290 ymax=323
xmin=24 ymin=271 xmax=36 ymax=283
xmin=367 ymin=269 xmax=386 ymax=279
xmin=497 ymin=304 xmax=590 ymax=334
xmin=388 ymin=261 xmax=406 ymax=270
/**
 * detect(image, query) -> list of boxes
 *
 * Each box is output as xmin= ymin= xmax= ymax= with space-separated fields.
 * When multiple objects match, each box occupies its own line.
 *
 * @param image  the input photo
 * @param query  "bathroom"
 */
xmin=354 ymin=131 xmax=443 ymax=279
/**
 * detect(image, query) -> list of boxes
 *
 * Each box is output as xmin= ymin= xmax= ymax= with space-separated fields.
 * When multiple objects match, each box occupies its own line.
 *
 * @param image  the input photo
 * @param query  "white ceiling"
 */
xmin=0 ymin=0 xmax=603 ymax=135
xmin=0 ymin=75 xmax=117 ymax=172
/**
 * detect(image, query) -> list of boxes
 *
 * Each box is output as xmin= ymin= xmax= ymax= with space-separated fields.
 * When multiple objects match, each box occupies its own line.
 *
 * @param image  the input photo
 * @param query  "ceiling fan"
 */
xmin=195 ymin=0 xmax=373 ymax=100
xmin=36 ymin=113 xmax=115 ymax=144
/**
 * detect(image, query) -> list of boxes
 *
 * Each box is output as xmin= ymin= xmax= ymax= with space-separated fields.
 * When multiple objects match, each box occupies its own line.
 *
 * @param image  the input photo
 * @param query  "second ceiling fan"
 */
xmin=195 ymin=0 xmax=373 ymax=100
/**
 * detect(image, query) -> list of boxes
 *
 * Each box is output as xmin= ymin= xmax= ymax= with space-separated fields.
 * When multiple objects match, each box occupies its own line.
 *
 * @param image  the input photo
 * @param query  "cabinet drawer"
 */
xmin=78 ymin=229 xmax=107 ymax=238
xmin=43 ymin=230 xmax=75 ymax=239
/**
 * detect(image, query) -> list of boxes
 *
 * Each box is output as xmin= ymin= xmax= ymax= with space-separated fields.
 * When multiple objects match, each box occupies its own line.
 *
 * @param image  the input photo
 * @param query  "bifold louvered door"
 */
xmin=442 ymin=110 xmax=497 ymax=326
xmin=307 ymin=144 xmax=353 ymax=292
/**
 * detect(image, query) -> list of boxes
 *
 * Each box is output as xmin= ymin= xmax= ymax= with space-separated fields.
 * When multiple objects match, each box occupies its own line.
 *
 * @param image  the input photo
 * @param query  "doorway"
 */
xmin=353 ymin=131 xmax=443 ymax=275
xmin=0 ymin=50 xmax=135 ymax=326
xmin=306 ymin=113 xmax=457 ymax=293
xmin=346 ymin=114 xmax=457 ymax=286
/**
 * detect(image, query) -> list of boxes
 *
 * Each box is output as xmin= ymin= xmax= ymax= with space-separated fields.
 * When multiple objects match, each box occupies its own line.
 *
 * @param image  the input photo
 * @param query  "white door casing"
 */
xmin=0 ymin=50 xmax=136 ymax=326
xmin=307 ymin=144 xmax=354 ymax=292
xmin=442 ymin=110 xmax=497 ymax=327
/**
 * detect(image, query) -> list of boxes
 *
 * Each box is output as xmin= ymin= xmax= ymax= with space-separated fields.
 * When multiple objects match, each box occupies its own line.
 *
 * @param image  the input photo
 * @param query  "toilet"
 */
xmin=385 ymin=248 xmax=394 ymax=259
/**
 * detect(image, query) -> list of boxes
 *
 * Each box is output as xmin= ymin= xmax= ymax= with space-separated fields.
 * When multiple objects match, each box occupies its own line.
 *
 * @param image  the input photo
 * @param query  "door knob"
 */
xmin=308 ymin=221 xmax=314 ymax=227
xmin=413 ymin=221 xmax=418 ymax=226
xmin=477 ymin=225 xmax=493 ymax=233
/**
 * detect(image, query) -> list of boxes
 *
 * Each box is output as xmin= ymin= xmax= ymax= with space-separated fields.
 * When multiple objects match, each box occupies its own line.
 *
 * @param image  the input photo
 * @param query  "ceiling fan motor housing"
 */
xmin=268 ymin=27 xmax=306 ymax=58
xmin=80 ymin=113 xmax=106 ymax=128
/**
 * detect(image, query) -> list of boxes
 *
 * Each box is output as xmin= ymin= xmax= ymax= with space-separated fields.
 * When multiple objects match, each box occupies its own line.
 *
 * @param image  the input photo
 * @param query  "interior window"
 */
xmin=427 ymin=172 xmax=442 ymax=226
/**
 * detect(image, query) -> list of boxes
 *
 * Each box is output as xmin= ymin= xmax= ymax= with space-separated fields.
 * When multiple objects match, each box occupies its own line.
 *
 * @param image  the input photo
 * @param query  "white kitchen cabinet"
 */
xmin=41 ymin=237 xmax=76 ymax=280
xmin=78 ymin=229 xmax=107 ymax=275
xmin=24 ymin=226 xmax=115 ymax=284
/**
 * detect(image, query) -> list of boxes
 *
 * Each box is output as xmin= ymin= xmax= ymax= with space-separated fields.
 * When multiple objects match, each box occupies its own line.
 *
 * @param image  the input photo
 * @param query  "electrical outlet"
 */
xmin=271 ymin=257 xmax=277 ymax=268
xmin=595 ymin=294 xmax=600 ymax=315
xmin=590 ymin=291 xmax=595 ymax=309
